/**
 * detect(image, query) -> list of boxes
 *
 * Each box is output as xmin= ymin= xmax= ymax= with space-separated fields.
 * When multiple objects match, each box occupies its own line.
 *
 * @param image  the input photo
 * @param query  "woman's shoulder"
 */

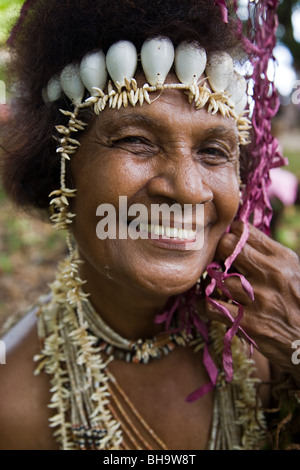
xmin=0 ymin=306 xmax=58 ymax=450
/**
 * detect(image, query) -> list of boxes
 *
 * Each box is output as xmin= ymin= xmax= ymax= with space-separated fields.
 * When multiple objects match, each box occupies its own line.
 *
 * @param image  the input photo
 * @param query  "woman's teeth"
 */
xmin=139 ymin=223 xmax=196 ymax=240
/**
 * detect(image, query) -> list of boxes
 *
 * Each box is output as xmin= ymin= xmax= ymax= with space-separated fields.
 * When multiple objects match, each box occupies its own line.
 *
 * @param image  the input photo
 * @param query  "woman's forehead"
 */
xmin=91 ymin=86 xmax=239 ymax=139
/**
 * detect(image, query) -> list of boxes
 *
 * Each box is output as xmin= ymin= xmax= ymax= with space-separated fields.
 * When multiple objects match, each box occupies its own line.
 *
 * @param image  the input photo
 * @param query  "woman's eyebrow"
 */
xmin=98 ymin=111 xmax=161 ymax=131
xmin=200 ymin=126 xmax=239 ymax=146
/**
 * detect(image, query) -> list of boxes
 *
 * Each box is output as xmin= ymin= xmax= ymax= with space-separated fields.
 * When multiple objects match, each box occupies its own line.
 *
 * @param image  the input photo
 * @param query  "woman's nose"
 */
xmin=146 ymin=150 xmax=213 ymax=206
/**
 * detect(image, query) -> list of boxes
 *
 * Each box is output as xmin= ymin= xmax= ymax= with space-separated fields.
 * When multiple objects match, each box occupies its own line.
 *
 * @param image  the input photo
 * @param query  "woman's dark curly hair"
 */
xmin=0 ymin=0 xmax=241 ymax=213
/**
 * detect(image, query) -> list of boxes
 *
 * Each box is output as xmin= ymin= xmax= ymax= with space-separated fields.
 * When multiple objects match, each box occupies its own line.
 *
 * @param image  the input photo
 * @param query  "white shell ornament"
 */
xmin=234 ymin=94 xmax=248 ymax=116
xmin=60 ymin=64 xmax=85 ymax=106
xmin=106 ymin=41 xmax=137 ymax=88
xmin=175 ymin=42 xmax=207 ymax=85
xmin=225 ymin=72 xmax=247 ymax=106
xmin=141 ymin=37 xmax=175 ymax=86
xmin=206 ymin=52 xmax=234 ymax=92
xmin=47 ymin=75 xmax=63 ymax=102
xmin=80 ymin=50 xmax=107 ymax=95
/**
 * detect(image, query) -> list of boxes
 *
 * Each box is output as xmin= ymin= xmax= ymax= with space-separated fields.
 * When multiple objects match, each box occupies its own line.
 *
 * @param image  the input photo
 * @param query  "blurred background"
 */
xmin=0 ymin=0 xmax=299 ymax=330
xmin=0 ymin=1 xmax=66 ymax=331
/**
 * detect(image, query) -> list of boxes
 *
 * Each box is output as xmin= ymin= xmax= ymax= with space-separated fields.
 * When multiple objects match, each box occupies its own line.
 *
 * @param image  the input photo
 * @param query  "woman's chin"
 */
xmin=129 ymin=268 xmax=205 ymax=300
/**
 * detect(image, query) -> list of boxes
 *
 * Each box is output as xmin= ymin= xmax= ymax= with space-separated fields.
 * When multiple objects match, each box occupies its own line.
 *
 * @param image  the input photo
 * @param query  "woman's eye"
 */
xmin=117 ymin=136 xmax=145 ymax=145
xmin=198 ymin=147 xmax=230 ymax=165
xmin=111 ymin=135 xmax=157 ymax=156
xmin=113 ymin=136 xmax=149 ymax=146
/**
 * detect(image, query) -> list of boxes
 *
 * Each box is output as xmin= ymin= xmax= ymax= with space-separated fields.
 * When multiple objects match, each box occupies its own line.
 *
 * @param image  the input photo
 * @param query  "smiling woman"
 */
xmin=0 ymin=0 xmax=300 ymax=451
xmin=71 ymin=88 xmax=240 ymax=320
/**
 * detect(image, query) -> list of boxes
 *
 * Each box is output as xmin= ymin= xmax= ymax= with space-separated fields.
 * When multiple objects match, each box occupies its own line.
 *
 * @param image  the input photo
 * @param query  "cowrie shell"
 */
xmin=206 ymin=52 xmax=234 ymax=92
xmin=106 ymin=41 xmax=137 ymax=88
xmin=175 ymin=42 xmax=207 ymax=85
xmin=60 ymin=64 xmax=85 ymax=106
xmin=141 ymin=37 xmax=174 ymax=86
xmin=80 ymin=51 xmax=107 ymax=95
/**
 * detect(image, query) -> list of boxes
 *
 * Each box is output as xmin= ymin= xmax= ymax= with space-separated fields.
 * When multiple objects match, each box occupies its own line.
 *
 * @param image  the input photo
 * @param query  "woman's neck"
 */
xmin=79 ymin=262 xmax=171 ymax=340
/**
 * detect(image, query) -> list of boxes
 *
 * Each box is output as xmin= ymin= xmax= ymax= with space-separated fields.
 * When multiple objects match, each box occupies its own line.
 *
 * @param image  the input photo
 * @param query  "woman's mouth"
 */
xmin=130 ymin=222 xmax=205 ymax=251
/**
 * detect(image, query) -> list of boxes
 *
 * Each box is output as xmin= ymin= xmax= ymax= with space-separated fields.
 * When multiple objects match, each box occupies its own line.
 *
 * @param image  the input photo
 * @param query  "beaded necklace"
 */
xmin=82 ymin=295 xmax=203 ymax=364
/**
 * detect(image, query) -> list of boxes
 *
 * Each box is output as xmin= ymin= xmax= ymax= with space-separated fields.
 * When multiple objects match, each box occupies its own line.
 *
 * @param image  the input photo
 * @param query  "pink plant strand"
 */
xmin=155 ymin=284 xmax=219 ymax=401
xmin=239 ymin=0 xmax=287 ymax=234
xmin=214 ymin=0 xmax=229 ymax=23
xmin=157 ymin=0 xmax=285 ymax=401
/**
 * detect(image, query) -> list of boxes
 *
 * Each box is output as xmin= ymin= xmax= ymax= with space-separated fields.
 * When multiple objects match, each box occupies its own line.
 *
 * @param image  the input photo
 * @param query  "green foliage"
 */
xmin=0 ymin=0 xmax=24 ymax=45
xmin=285 ymin=150 xmax=300 ymax=178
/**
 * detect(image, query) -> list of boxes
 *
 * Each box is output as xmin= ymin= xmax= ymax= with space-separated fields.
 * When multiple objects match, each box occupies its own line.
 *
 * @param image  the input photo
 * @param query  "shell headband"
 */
xmin=45 ymin=38 xmax=251 ymax=136
xmin=45 ymin=37 xmax=248 ymax=111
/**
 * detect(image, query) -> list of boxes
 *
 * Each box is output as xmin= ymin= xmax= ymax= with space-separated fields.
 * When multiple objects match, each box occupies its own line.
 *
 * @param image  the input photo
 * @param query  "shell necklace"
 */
xmin=82 ymin=296 xmax=203 ymax=364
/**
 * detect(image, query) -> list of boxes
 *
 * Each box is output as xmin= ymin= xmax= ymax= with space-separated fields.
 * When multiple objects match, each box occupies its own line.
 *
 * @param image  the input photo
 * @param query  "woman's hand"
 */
xmin=208 ymin=220 xmax=300 ymax=385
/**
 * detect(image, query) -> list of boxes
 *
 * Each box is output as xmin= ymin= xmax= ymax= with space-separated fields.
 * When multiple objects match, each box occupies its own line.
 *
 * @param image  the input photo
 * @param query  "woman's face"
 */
xmin=70 ymin=83 xmax=240 ymax=300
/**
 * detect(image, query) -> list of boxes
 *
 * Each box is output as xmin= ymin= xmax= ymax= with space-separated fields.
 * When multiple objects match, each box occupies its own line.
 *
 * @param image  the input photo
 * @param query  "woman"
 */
xmin=0 ymin=0 xmax=299 ymax=450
